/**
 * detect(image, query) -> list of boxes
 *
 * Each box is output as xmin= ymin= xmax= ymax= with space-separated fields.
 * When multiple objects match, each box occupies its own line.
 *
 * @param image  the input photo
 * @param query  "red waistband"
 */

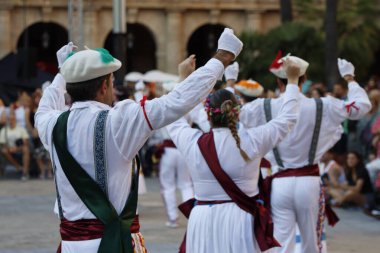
xmin=274 ymin=164 xmax=319 ymax=178
xmin=60 ymin=215 xmax=140 ymax=241
xmin=162 ymin=140 xmax=176 ymax=149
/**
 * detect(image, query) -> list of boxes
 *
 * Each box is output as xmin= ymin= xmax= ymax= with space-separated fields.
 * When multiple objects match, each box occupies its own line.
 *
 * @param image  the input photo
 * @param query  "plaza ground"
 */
xmin=0 ymin=178 xmax=379 ymax=253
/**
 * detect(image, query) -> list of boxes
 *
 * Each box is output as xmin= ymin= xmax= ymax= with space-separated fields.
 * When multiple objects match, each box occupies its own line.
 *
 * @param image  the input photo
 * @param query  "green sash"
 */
xmin=52 ymin=110 xmax=139 ymax=253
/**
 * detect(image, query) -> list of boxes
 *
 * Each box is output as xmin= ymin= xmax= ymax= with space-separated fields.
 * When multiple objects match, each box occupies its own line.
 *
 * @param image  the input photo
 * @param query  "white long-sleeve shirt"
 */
xmin=35 ymin=58 xmax=224 ymax=220
xmin=240 ymin=81 xmax=371 ymax=169
xmin=167 ymin=84 xmax=300 ymax=200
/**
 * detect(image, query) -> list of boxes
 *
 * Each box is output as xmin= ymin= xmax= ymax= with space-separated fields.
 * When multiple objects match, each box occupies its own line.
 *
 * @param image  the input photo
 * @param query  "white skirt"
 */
xmin=186 ymin=202 xmax=261 ymax=253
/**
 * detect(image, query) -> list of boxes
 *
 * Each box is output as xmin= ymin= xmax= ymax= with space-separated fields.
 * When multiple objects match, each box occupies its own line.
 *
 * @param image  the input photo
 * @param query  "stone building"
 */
xmin=0 ymin=0 xmax=282 ymax=75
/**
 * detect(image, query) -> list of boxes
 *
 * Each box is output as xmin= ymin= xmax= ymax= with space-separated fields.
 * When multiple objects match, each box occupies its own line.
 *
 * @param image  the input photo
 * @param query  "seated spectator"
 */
xmin=25 ymin=89 xmax=52 ymax=179
xmin=0 ymin=110 xmax=30 ymax=180
xmin=320 ymin=150 xmax=345 ymax=187
xmin=328 ymin=151 xmax=374 ymax=209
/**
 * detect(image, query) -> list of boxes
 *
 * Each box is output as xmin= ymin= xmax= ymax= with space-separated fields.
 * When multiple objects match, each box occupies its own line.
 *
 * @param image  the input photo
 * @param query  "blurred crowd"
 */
xmin=1 ymin=71 xmax=380 ymax=213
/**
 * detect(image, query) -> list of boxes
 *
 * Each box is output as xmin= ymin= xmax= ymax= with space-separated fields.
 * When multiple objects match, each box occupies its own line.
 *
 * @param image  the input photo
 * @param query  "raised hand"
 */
xmin=284 ymin=59 xmax=301 ymax=84
xmin=338 ymin=58 xmax=355 ymax=79
xmin=217 ymin=28 xmax=243 ymax=60
xmin=178 ymin=55 xmax=196 ymax=81
xmin=56 ymin=42 xmax=77 ymax=68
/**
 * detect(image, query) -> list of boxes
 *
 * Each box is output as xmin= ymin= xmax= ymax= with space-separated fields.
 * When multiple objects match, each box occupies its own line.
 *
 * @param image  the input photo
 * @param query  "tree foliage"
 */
xmin=238 ymin=22 xmax=324 ymax=90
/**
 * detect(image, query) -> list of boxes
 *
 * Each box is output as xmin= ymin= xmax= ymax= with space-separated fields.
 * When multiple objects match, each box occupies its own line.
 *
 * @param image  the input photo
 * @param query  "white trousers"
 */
xmin=159 ymin=147 xmax=194 ymax=221
xmin=271 ymin=177 xmax=321 ymax=253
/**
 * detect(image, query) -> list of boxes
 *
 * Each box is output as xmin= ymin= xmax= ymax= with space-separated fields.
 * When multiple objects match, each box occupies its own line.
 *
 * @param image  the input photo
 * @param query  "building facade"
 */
xmin=0 ymin=0 xmax=283 ymax=74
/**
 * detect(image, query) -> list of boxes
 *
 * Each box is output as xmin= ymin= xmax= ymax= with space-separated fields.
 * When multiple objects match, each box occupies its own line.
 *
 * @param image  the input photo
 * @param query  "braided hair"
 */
xmin=206 ymin=89 xmax=250 ymax=162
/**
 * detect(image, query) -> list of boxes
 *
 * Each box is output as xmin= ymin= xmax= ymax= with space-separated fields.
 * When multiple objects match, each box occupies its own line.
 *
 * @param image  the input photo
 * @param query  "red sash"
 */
xmin=262 ymin=165 xmax=339 ymax=226
xmin=57 ymin=215 xmax=140 ymax=253
xmin=178 ymin=131 xmax=280 ymax=253
xmin=155 ymin=140 xmax=176 ymax=159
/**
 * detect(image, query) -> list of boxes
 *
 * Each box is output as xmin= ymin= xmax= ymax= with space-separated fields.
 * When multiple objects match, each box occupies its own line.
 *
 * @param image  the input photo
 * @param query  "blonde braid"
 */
xmin=221 ymin=100 xmax=250 ymax=162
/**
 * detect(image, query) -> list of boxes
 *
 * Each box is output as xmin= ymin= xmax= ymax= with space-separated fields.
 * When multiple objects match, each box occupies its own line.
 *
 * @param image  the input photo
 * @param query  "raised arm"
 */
xmin=35 ymin=42 xmax=76 ymax=147
xmin=242 ymin=60 xmax=300 ymax=158
xmin=141 ymin=28 xmax=243 ymax=130
xmin=327 ymin=58 xmax=371 ymax=123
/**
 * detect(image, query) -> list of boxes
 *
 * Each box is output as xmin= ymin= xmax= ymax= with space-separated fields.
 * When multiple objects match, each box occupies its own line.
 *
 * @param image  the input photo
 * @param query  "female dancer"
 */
xmin=167 ymin=60 xmax=301 ymax=253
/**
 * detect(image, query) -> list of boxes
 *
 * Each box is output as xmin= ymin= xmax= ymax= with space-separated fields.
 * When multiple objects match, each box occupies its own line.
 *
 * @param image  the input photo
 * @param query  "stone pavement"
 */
xmin=0 ymin=178 xmax=379 ymax=253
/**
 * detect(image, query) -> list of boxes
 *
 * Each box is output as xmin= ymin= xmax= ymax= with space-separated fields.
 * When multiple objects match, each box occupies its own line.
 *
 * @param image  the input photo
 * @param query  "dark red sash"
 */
xmin=262 ymin=165 xmax=339 ymax=226
xmin=260 ymin=158 xmax=271 ymax=168
xmin=178 ymin=131 xmax=280 ymax=253
xmin=155 ymin=140 xmax=176 ymax=159
xmin=57 ymin=215 xmax=140 ymax=253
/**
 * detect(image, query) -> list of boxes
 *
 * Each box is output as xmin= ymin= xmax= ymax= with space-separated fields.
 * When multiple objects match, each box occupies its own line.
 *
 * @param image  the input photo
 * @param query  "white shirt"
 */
xmin=240 ymin=81 xmax=371 ymax=169
xmin=167 ymin=84 xmax=300 ymax=200
xmin=187 ymin=103 xmax=211 ymax=133
xmin=0 ymin=125 xmax=29 ymax=147
xmin=35 ymin=58 xmax=224 ymax=220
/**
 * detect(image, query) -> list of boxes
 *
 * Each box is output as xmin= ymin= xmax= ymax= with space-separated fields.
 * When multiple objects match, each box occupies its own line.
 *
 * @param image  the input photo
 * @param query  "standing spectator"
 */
xmin=329 ymin=151 xmax=374 ymax=209
xmin=0 ymin=110 xmax=30 ymax=180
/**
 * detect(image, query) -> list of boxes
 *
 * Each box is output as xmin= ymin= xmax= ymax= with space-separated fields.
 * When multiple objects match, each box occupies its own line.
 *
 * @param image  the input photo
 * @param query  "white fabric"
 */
xmin=159 ymin=146 xmax=194 ymax=221
xmin=61 ymin=232 xmax=146 ymax=253
xmin=0 ymin=126 xmax=29 ymax=147
xmin=240 ymin=81 xmax=371 ymax=253
xmin=338 ymin=58 xmax=355 ymax=77
xmin=271 ymin=177 xmax=320 ymax=253
xmin=366 ymin=158 xmax=380 ymax=185
xmin=270 ymin=55 xmax=309 ymax=79
xmin=240 ymin=82 xmax=371 ymax=168
xmin=217 ymin=28 xmax=243 ymax=59
xmin=134 ymin=91 xmax=144 ymax=103
xmin=135 ymin=80 xmax=145 ymax=91
xmin=167 ymin=84 xmax=300 ymax=252
xmin=56 ymin=42 xmax=76 ymax=68
xmin=295 ymin=225 xmax=327 ymax=253
xmin=224 ymin=62 xmax=239 ymax=81
xmin=60 ymin=49 xmax=121 ymax=83
xmin=125 ymin=72 xmax=143 ymax=82
xmin=186 ymin=103 xmax=211 ymax=133
xmin=35 ymin=58 xmax=224 ymax=224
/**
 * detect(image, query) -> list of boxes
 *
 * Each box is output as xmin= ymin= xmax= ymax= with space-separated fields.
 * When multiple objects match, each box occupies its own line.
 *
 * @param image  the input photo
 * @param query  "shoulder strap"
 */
xmin=94 ymin=110 xmax=109 ymax=196
xmin=52 ymin=110 xmax=139 ymax=253
xmin=263 ymin=98 xmax=284 ymax=168
xmin=308 ymin=98 xmax=323 ymax=165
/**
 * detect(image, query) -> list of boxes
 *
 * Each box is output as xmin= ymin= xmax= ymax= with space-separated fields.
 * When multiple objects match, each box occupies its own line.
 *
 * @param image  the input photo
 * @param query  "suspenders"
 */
xmin=264 ymin=98 xmax=323 ymax=167
xmin=264 ymin=99 xmax=284 ymax=168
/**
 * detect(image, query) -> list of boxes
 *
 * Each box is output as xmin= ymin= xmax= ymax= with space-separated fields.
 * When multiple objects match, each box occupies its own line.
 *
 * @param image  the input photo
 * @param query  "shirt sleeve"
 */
xmin=239 ymin=98 xmax=265 ymax=128
xmin=109 ymin=59 xmax=223 ymax=160
xmin=242 ymin=84 xmax=300 ymax=158
xmin=325 ymin=81 xmax=372 ymax=126
xmin=142 ymin=59 xmax=224 ymax=130
xmin=34 ymin=73 xmax=67 ymax=149
xmin=166 ymin=117 xmax=202 ymax=156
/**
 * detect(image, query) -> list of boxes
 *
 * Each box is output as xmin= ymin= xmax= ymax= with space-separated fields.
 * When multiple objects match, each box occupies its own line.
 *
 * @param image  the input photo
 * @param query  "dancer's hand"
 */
xmin=338 ymin=58 xmax=355 ymax=81
xmin=56 ymin=42 xmax=77 ymax=68
xmin=178 ymin=55 xmax=196 ymax=81
xmin=217 ymin=28 xmax=243 ymax=60
xmin=284 ymin=59 xmax=301 ymax=85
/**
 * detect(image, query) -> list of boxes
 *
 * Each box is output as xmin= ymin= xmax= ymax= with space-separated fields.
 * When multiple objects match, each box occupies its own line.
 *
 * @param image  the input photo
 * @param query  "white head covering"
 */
xmin=162 ymin=81 xmax=178 ymax=93
xmin=60 ymin=48 xmax=121 ymax=83
xmin=269 ymin=51 xmax=309 ymax=79
xmin=135 ymin=80 xmax=145 ymax=91
xmin=235 ymin=79 xmax=264 ymax=97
